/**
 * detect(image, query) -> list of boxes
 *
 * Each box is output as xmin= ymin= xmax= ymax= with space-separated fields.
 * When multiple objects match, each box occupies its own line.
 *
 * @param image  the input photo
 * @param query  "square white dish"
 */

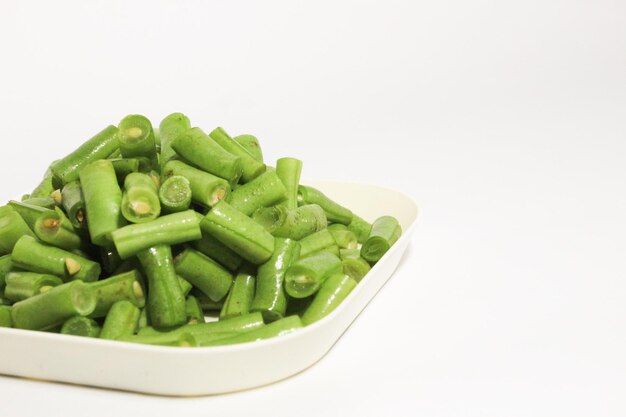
xmin=0 ymin=180 xmax=418 ymax=396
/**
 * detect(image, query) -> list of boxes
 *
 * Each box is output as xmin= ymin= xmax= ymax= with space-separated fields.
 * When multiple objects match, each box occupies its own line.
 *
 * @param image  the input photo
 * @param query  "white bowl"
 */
xmin=0 ymin=181 xmax=418 ymax=396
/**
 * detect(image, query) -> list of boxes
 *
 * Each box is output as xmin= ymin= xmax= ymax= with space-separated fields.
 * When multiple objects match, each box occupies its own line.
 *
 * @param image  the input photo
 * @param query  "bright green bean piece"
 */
xmin=159 ymin=113 xmax=191 ymax=171
xmin=21 ymin=197 xmax=56 ymax=209
xmin=61 ymin=181 xmax=86 ymax=229
xmin=12 ymin=236 xmax=101 ymax=282
xmin=195 ymin=331 xmax=240 ymax=346
xmin=299 ymin=229 xmax=336 ymax=258
xmin=118 ymin=332 xmax=197 ymax=347
xmin=250 ymin=238 xmax=300 ymax=322
xmin=109 ymin=158 xmax=140 ymax=183
xmin=137 ymin=307 xmax=149 ymax=329
xmin=80 ymin=159 xmax=126 ymax=247
xmin=0 ymin=306 xmax=12 ymax=327
xmin=4 ymin=272 xmax=63 ymax=302
xmin=304 ymin=245 xmax=340 ymax=258
xmin=193 ymin=290 xmax=225 ymax=311
xmin=185 ymin=295 xmax=206 ymax=324
xmin=34 ymin=207 xmax=83 ymax=251
xmin=220 ymin=265 xmax=256 ymax=320
xmin=209 ymin=127 xmax=266 ymax=183
xmin=339 ymin=248 xmax=361 ymax=261
xmin=100 ymin=300 xmax=141 ymax=340
xmin=159 ymin=175 xmax=192 ymax=214
xmin=137 ymin=245 xmax=187 ymax=329
xmin=298 ymin=185 xmax=353 ymax=225
xmin=50 ymin=125 xmax=120 ymax=186
xmin=118 ymin=115 xmax=158 ymax=170
xmin=275 ymin=157 xmax=302 ymax=210
xmin=361 ymin=216 xmax=402 ymax=263
xmin=178 ymin=276 xmax=193 ymax=297
xmin=0 ymin=208 xmax=35 ymax=256
xmin=302 ymin=274 xmax=357 ymax=325
xmin=61 ymin=316 xmax=101 ymax=338
xmin=8 ymin=200 xmax=51 ymax=230
xmin=89 ymin=270 xmax=145 ymax=318
xmin=121 ymin=172 xmax=161 ymax=223
xmin=227 ymin=170 xmax=287 ymax=216
xmin=342 ymin=257 xmax=371 ymax=282
xmin=329 ymin=228 xmax=358 ymax=250
xmin=11 ymin=281 xmax=96 ymax=330
xmin=163 ymin=160 xmax=230 ymax=208
xmin=201 ymin=316 xmax=302 ymax=347
xmin=192 ymin=232 xmax=243 ymax=272
xmin=111 ymin=210 xmax=202 ymax=259
xmin=284 ymin=252 xmax=342 ymax=299
xmin=201 ymin=201 xmax=274 ymax=265
xmin=253 ymin=204 xmax=327 ymax=241
xmin=138 ymin=312 xmax=264 ymax=337
xmin=0 ymin=255 xmax=12 ymax=290
xmin=171 ymin=127 xmax=243 ymax=185
xmin=174 ymin=249 xmax=233 ymax=302
xmin=347 ymin=214 xmax=372 ymax=244
xmin=233 ymin=134 xmax=263 ymax=163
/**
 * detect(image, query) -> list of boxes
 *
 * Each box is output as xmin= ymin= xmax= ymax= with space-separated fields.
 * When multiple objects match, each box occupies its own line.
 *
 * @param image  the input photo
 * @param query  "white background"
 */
xmin=1 ymin=1 xmax=625 ymax=416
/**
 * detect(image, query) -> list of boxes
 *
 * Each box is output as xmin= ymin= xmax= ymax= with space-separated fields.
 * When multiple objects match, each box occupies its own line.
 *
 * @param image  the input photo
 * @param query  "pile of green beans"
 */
xmin=0 ymin=113 xmax=402 ymax=348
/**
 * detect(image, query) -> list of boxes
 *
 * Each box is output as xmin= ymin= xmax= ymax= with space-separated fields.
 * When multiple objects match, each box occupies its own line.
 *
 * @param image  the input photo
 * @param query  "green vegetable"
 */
xmin=109 ymin=158 xmax=141 ymax=182
xmin=174 ymin=248 xmax=233 ymax=302
xmin=361 ymin=216 xmax=402 ymax=263
xmin=159 ymin=175 xmax=192 ymax=214
xmin=159 ymin=113 xmax=191 ymax=170
xmin=138 ymin=312 xmax=264 ymax=338
xmin=0 ymin=208 xmax=35 ymax=255
xmin=89 ymin=270 xmax=145 ymax=318
xmin=347 ymin=214 xmax=372 ymax=244
xmin=209 ymin=127 xmax=266 ymax=183
xmin=284 ymin=252 xmax=342 ymax=299
xmin=34 ymin=207 xmax=83 ymax=251
xmin=121 ymin=172 xmax=161 ymax=223
xmin=233 ymin=134 xmax=263 ymax=163
xmin=61 ymin=316 xmax=101 ymax=338
xmin=253 ymin=204 xmax=327 ymax=240
xmin=60 ymin=181 xmax=86 ymax=229
xmin=117 ymin=115 xmax=158 ymax=171
xmin=4 ymin=272 xmax=63 ymax=302
xmin=342 ymin=258 xmax=371 ymax=282
xmin=328 ymin=228 xmax=358 ymax=250
xmin=299 ymin=229 xmax=336 ymax=258
xmin=298 ymin=185 xmax=353 ymax=225
xmin=163 ymin=160 xmax=230 ymax=208
xmin=201 ymin=316 xmax=302 ymax=347
xmin=0 ymin=306 xmax=13 ymax=327
xmin=275 ymin=157 xmax=302 ymax=210
xmin=227 ymin=170 xmax=287 ymax=216
xmin=220 ymin=265 xmax=256 ymax=320
xmin=100 ymin=300 xmax=141 ymax=340
xmin=301 ymin=274 xmax=357 ymax=325
xmin=192 ymin=232 xmax=243 ymax=272
xmin=185 ymin=295 xmax=205 ymax=324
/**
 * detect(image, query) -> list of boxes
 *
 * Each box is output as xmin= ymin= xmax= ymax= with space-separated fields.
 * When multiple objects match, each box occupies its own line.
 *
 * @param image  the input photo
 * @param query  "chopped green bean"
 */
xmin=201 ymin=201 xmax=274 ymax=265
xmin=171 ymin=127 xmax=243 ymax=185
xmin=11 ymin=281 xmax=96 ymax=330
xmin=174 ymin=249 xmax=233 ymax=302
xmin=227 ymin=170 xmax=287 ymax=216
xmin=298 ymin=185 xmax=353 ymax=225
xmin=60 ymin=181 xmax=87 ymax=229
xmin=233 ymin=134 xmax=263 ymax=163
xmin=329 ymin=228 xmax=358 ymax=250
xmin=4 ymin=272 xmax=63 ymax=302
xmin=8 ymin=200 xmax=50 ymax=230
xmin=253 ymin=204 xmax=327 ymax=241
xmin=0 ymin=255 xmax=12 ymax=290
xmin=0 ymin=306 xmax=13 ymax=327
xmin=220 ymin=265 xmax=256 ymax=320
xmin=138 ymin=312 xmax=264 ymax=338
xmin=111 ymin=210 xmax=202 ymax=259
xmin=201 ymin=316 xmax=302 ymax=347
xmin=121 ymin=172 xmax=161 ymax=223
xmin=117 ymin=115 xmax=158 ymax=170
xmin=100 ymin=300 xmax=141 ymax=340
xmin=0 ymin=208 xmax=35 ymax=255
xmin=118 ymin=332 xmax=197 ymax=347
xmin=159 ymin=175 xmax=192 ymax=214
xmin=61 ymin=316 xmax=101 ymax=338
xmin=21 ymin=197 xmax=56 ymax=209
xmin=109 ymin=158 xmax=140 ymax=183
xmin=302 ymin=274 xmax=357 ymax=325
xmin=275 ymin=157 xmax=302 ymax=210
xmin=50 ymin=125 xmax=120 ymax=186
xmin=89 ymin=270 xmax=145 ymax=318
xmin=347 ymin=214 xmax=372 ymax=244
xmin=34 ymin=207 xmax=83 ymax=251
xmin=192 ymin=232 xmax=243 ymax=272
xmin=159 ymin=113 xmax=191 ymax=171
xmin=342 ymin=257 xmax=371 ymax=282
xmin=284 ymin=252 xmax=342 ymax=298
xmin=12 ymin=236 xmax=101 ymax=282
xmin=299 ymin=229 xmax=336 ymax=258
xmin=193 ymin=290 xmax=225 ymax=311
xmin=361 ymin=216 xmax=402 ymax=263
xmin=339 ymin=248 xmax=361 ymax=261
xmin=185 ymin=295 xmax=206 ymax=324
xmin=250 ymin=238 xmax=300 ymax=322
xmin=163 ymin=160 xmax=230 ymax=208
xmin=209 ymin=127 xmax=266 ymax=183
xmin=137 ymin=245 xmax=186 ymax=329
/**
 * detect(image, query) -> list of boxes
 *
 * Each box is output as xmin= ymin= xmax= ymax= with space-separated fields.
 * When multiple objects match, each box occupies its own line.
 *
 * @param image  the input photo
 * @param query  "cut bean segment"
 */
xmin=12 ymin=236 xmax=101 ymax=282
xmin=174 ymin=249 xmax=233 ymax=302
xmin=0 ymin=208 xmax=36 ymax=255
xmin=4 ymin=272 xmax=63 ymax=302
xmin=137 ymin=245 xmax=186 ymax=329
xmin=209 ymin=127 xmax=266 ymax=183
xmin=117 ymin=115 xmax=158 ymax=170
xmin=34 ymin=207 xmax=83 ymax=251
xmin=201 ymin=316 xmax=302 ymax=347
xmin=192 ymin=232 xmax=243 ymax=272
xmin=80 ymin=159 xmax=126 ymax=246
xmin=171 ymin=127 xmax=243 ymax=185
xmin=329 ymin=228 xmax=358 ymax=250
xmin=253 ymin=204 xmax=327 ymax=241
xmin=299 ymin=229 xmax=336 ymax=258
xmin=159 ymin=112 xmax=191 ymax=170
xmin=284 ymin=252 xmax=342 ymax=299
xmin=220 ymin=265 xmax=256 ymax=320
xmin=118 ymin=332 xmax=197 ymax=347
xmin=250 ymin=238 xmax=300 ymax=322
xmin=227 ymin=170 xmax=287 ymax=216
xmin=111 ymin=210 xmax=202 ymax=259
xmin=121 ymin=172 xmax=161 ymax=223
xmin=50 ymin=125 xmax=120 ymax=186
xmin=185 ymin=295 xmax=205 ymax=324
xmin=201 ymin=201 xmax=274 ymax=265
xmin=342 ymin=258 xmax=371 ymax=282
xmin=361 ymin=216 xmax=402 ymax=263
xmin=100 ymin=300 xmax=141 ymax=340
xmin=89 ymin=270 xmax=145 ymax=318
xmin=110 ymin=158 xmax=140 ymax=182
xmin=233 ymin=134 xmax=263 ymax=163
xmin=275 ymin=157 xmax=302 ymax=210
xmin=0 ymin=255 xmax=12 ymax=290
xmin=60 ymin=181 xmax=86 ymax=229
xmin=159 ymin=175 xmax=192 ymax=214
xmin=8 ymin=200 xmax=50 ymax=230
xmin=302 ymin=274 xmax=357 ymax=325
xmin=61 ymin=316 xmax=101 ymax=338
xmin=298 ymin=185 xmax=353 ymax=225
xmin=0 ymin=306 xmax=13 ymax=327
xmin=347 ymin=214 xmax=372 ymax=244
xmin=10 ymin=281 xmax=96 ymax=330
xmin=138 ymin=312 xmax=264 ymax=338
xmin=163 ymin=160 xmax=230 ymax=208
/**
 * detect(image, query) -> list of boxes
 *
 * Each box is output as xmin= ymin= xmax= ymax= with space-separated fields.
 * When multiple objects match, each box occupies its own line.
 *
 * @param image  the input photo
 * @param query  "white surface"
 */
xmin=0 ymin=0 xmax=625 ymax=415
xmin=0 ymin=181 xmax=417 ymax=396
